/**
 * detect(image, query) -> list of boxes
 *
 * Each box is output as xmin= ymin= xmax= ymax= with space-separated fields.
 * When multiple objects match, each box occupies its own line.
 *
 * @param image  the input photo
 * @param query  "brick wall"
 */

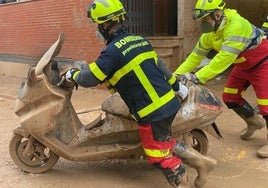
xmin=0 ymin=0 xmax=102 ymax=63
xmin=2 ymin=0 xmax=266 ymax=66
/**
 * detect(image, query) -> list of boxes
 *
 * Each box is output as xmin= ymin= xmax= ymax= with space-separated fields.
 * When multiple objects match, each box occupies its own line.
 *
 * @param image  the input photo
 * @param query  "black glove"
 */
xmin=180 ymin=73 xmax=200 ymax=85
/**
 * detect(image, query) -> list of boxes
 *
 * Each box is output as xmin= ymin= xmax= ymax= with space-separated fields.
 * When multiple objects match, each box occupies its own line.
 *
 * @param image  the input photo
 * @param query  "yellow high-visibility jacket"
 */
xmin=175 ymin=9 xmax=264 ymax=83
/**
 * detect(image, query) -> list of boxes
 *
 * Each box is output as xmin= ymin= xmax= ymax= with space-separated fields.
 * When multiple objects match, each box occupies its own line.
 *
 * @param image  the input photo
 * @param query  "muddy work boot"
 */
xmin=161 ymin=164 xmax=191 ymax=188
xmin=231 ymin=102 xmax=265 ymax=140
xmin=239 ymin=114 xmax=265 ymax=140
xmin=173 ymin=142 xmax=217 ymax=188
xmin=257 ymin=145 xmax=268 ymax=158
xmin=257 ymin=132 xmax=268 ymax=158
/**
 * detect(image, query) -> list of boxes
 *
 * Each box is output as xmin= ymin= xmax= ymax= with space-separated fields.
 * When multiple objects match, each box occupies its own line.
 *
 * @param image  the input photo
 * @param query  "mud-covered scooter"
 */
xmin=9 ymin=33 xmax=223 ymax=175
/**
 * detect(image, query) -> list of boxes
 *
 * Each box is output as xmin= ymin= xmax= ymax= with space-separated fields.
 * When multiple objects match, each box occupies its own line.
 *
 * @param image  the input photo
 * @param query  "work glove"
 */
xmin=65 ymin=60 xmax=85 ymax=80
xmin=180 ymin=73 xmax=199 ymax=85
xmin=65 ymin=69 xmax=78 ymax=82
xmin=175 ymin=82 xmax=189 ymax=101
xmin=65 ymin=68 xmax=79 ymax=89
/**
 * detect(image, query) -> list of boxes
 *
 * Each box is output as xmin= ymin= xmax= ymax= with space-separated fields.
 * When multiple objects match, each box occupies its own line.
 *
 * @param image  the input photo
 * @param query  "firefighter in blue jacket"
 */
xmin=66 ymin=0 xmax=217 ymax=187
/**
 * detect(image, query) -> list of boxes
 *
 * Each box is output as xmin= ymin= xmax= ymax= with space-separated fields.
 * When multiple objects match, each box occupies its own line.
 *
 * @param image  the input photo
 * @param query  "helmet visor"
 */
xmin=192 ymin=9 xmax=214 ymax=20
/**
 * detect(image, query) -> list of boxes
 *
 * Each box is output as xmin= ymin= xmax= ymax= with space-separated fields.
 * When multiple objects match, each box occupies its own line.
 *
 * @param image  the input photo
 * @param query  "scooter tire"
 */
xmin=190 ymin=129 xmax=208 ymax=155
xmin=9 ymin=133 xmax=59 ymax=174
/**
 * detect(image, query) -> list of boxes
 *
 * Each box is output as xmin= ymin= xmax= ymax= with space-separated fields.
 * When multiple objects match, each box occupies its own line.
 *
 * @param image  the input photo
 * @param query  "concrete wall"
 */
xmin=0 ymin=61 xmax=29 ymax=77
xmin=177 ymin=0 xmax=201 ymax=61
xmin=225 ymin=0 xmax=268 ymax=27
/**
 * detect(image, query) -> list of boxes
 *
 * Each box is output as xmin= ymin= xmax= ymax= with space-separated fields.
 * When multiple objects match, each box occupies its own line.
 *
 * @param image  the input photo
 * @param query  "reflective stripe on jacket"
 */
xmin=175 ymin=9 xmax=264 ymax=83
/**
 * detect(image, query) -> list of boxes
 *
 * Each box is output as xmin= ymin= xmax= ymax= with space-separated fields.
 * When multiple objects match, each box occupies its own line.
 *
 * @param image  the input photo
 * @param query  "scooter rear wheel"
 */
xmin=190 ymin=129 xmax=208 ymax=155
xmin=9 ymin=133 xmax=59 ymax=174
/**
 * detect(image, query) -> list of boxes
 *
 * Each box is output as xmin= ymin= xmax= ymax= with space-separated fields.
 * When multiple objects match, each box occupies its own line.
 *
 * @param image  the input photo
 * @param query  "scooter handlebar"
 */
xmin=57 ymin=67 xmax=79 ymax=90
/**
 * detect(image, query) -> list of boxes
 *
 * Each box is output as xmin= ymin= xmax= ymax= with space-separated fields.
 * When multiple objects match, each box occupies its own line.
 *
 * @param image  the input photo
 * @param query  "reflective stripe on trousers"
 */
xmin=138 ymin=124 xmax=181 ymax=169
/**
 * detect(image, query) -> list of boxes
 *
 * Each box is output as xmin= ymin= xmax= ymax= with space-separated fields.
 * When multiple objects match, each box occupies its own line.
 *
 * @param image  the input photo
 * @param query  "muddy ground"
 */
xmin=0 ymin=75 xmax=268 ymax=188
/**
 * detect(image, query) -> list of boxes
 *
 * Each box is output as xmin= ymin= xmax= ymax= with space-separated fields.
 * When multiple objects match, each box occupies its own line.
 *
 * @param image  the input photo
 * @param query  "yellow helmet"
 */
xmin=192 ymin=0 xmax=226 ymax=20
xmin=88 ymin=0 xmax=126 ymax=24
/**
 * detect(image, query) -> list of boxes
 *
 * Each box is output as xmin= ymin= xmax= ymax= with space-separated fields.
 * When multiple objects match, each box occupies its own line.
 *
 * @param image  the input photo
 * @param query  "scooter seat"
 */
xmin=102 ymin=93 xmax=132 ymax=119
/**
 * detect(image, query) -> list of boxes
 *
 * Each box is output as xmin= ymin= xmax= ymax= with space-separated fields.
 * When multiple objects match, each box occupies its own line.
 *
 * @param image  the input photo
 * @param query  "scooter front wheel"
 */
xmin=9 ymin=133 xmax=59 ymax=174
xmin=190 ymin=129 xmax=208 ymax=155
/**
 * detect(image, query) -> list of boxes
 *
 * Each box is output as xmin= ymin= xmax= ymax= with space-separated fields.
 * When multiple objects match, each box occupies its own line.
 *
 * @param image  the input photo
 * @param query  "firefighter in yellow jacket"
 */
xmin=175 ymin=0 xmax=268 ymax=158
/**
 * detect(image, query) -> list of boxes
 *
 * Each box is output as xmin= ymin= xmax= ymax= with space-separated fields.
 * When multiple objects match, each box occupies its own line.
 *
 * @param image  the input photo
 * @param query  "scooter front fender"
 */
xmin=12 ymin=124 xmax=30 ymax=138
xmin=200 ymin=122 xmax=223 ymax=140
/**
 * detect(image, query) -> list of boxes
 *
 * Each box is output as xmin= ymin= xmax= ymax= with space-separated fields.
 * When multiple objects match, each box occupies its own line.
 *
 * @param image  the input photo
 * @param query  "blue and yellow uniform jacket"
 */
xmin=72 ymin=29 xmax=181 ymax=124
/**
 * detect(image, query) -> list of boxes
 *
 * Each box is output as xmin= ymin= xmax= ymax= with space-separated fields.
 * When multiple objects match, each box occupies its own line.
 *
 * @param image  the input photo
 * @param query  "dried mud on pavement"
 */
xmin=0 ymin=75 xmax=268 ymax=188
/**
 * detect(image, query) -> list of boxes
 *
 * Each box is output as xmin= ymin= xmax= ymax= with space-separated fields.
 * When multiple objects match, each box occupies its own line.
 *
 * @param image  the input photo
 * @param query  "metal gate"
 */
xmin=121 ymin=0 xmax=153 ymax=36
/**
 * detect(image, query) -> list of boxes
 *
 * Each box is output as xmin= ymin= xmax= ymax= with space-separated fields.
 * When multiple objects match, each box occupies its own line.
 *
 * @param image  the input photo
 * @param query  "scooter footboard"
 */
xmin=43 ymin=135 xmax=144 ymax=161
